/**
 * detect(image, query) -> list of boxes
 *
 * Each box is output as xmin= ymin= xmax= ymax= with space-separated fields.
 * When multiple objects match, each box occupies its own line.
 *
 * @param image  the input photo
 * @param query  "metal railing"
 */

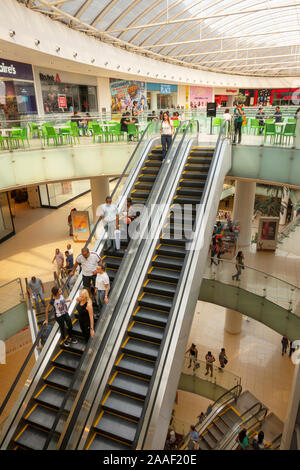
xmin=178 ymin=384 xmax=242 ymax=450
xmin=0 ymin=278 xmax=25 ymax=315
xmin=204 ymin=258 xmax=300 ymax=315
xmin=278 ymin=214 xmax=300 ymax=243
xmin=216 ymin=401 xmax=268 ymax=450
xmin=182 ymin=355 xmax=241 ymax=392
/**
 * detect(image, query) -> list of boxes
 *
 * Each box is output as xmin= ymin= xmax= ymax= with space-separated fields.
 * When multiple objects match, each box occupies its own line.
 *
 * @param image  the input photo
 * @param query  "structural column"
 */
xmin=90 ymin=176 xmax=110 ymax=229
xmin=279 ymin=187 xmax=290 ymax=225
xmin=225 ymin=308 xmax=243 ymax=335
xmin=280 ymin=363 xmax=300 ymax=449
xmin=96 ymin=77 xmax=111 ymax=113
xmin=232 ymin=180 xmax=256 ymax=247
xmin=150 ymin=91 xmax=159 ymax=111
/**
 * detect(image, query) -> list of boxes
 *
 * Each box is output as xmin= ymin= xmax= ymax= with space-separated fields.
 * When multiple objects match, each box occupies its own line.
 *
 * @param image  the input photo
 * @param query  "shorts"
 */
xmin=82 ymin=274 xmax=96 ymax=289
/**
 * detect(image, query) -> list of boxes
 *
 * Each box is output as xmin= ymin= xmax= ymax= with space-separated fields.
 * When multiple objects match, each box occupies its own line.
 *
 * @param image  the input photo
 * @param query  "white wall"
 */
xmin=0 ymin=0 xmax=298 ymax=91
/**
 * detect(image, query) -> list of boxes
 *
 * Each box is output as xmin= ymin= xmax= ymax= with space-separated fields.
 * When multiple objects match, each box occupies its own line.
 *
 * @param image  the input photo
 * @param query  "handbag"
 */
xmin=223 ymin=357 xmax=228 ymax=365
xmin=114 ymin=229 xmax=121 ymax=250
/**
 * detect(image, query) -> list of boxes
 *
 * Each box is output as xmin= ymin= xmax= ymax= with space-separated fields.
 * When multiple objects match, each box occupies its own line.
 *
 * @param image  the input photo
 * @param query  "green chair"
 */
xmin=0 ymin=133 xmax=12 ymax=150
xmin=264 ymin=123 xmax=276 ymax=144
xmin=29 ymin=122 xmax=40 ymax=139
xmin=282 ymin=123 xmax=296 ymax=145
xmin=126 ymin=123 xmax=138 ymax=141
xmin=11 ymin=127 xmax=29 ymax=149
xmin=70 ymin=125 xmax=80 ymax=144
xmin=41 ymin=124 xmax=59 ymax=146
xmin=265 ymin=119 xmax=274 ymax=124
xmin=91 ymin=123 xmax=103 ymax=143
xmin=288 ymin=118 xmax=296 ymax=124
xmin=111 ymin=123 xmax=125 ymax=142
xmin=212 ymin=117 xmax=221 ymax=133
xmin=250 ymin=118 xmax=260 ymax=135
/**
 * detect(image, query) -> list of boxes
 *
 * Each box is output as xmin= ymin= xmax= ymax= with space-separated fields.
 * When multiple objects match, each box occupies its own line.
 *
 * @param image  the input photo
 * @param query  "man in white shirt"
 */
xmin=71 ymin=247 xmax=101 ymax=301
xmin=95 ymin=264 xmax=110 ymax=315
xmin=98 ymin=196 xmax=119 ymax=252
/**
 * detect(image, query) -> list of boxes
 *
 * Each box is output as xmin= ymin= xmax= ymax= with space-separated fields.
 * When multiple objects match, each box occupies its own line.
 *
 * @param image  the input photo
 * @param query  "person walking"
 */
xmin=236 ymin=428 xmax=249 ymax=450
xmin=98 ymin=196 xmax=119 ymax=253
xmin=210 ymin=241 xmax=217 ymax=266
xmin=252 ymin=430 xmax=267 ymax=449
xmin=186 ymin=343 xmax=198 ymax=369
xmin=52 ymin=248 xmax=64 ymax=278
xmin=281 ymin=336 xmax=289 ymax=356
xmin=27 ymin=276 xmax=46 ymax=314
xmin=75 ymin=289 xmax=94 ymax=342
xmin=233 ymin=103 xmax=244 ymax=144
xmin=216 ymin=240 xmax=225 ymax=265
xmin=188 ymin=425 xmax=199 ymax=450
xmin=289 ymin=339 xmax=296 ymax=357
xmin=95 ymin=263 xmax=110 ymax=315
xmin=43 ymin=286 xmax=77 ymax=348
xmin=197 ymin=412 xmax=205 ymax=424
xmin=219 ymin=348 xmax=228 ymax=372
xmin=71 ymin=247 xmax=101 ymax=302
xmin=65 ymin=250 xmax=74 ymax=274
xmin=160 ymin=112 xmax=174 ymax=159
xmin=232 ymin=251 xmax=244 ymax=281
xmin=205 ymin=351 xmax=215 ymax=377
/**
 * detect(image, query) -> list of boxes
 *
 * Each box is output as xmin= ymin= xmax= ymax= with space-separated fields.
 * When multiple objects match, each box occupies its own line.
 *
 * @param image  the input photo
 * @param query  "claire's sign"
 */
xmin=0 ymin=58 xmax=33 ymax=81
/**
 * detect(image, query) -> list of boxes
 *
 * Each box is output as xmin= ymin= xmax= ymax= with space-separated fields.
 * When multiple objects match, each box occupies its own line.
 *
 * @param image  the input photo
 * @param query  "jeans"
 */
xmin=233 ymin=121 xmax=242 ymax=143
xmin=33 ymin=289 xmax=46 ymax=314
xmin=97 ymin=290 xmax=106 ymax=313
xmin=104 ymin=221 xmax=116 ymax=252
xmin=55 ymin=313 xmax=73 ymax=340
xmin=161 ymin=134 xmax=172 ymax=158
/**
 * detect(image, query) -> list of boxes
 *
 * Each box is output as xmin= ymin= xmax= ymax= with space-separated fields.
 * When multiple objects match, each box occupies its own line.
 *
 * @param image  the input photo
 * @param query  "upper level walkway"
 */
xmin=0 ymin=126 xmax=300 ymax=191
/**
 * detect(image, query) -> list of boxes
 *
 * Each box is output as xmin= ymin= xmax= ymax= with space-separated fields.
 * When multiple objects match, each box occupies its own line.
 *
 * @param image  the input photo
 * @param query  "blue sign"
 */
xmin=160 ymin=84 xmax=171 ymax=94
xmin=0 ymin=58 xmax=33 ymax=81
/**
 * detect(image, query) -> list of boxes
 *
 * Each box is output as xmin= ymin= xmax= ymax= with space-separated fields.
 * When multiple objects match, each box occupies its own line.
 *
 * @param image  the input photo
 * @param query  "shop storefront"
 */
xmin=0 ymin=192 xmax=15 ymax=243
xmin=188 ymin=86 xmax=213 ymax=108
xmin=253 ymin=88 xmax=299 ymax=107
xmin=147 ymin=83 xmax=178 ymax=110
xmin=214 ymin=88 xmax=239 ymax=107
xmin=0 ymin=58 xmax=37 ymax=126
xmin=36 ymin=67 xmax=98 ymax=114
xmin=38 ymin=180 xmax=91 ymax=208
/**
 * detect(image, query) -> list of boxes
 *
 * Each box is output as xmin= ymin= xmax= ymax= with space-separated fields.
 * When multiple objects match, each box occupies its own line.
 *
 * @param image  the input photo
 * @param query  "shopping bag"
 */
xmin=114 ymin=229 xmax=121 ymax=250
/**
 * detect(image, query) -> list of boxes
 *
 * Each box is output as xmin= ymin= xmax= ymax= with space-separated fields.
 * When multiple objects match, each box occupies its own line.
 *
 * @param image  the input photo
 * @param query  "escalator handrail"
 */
xmin=216 ymin=401 xmax=268 ymax=450
xmin=136 ymin=121 xmax=230 ymax=449
xmin=0 ymin=125 xmax=158 ymax=447
xmin=56 ymin=122 xmax=189 ymax=450
xmin=177 ymin=384 xmax=242 ymax=449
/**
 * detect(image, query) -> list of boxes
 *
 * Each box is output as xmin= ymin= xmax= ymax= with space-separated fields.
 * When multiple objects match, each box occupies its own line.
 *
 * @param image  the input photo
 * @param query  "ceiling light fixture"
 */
xmin=9 ymin=30 xmax=15 ymax=38
xmin=73 ymin=52 xmax=77 ymax=58
xmin=91 ymin=57 xmax=95 ymax=63
xmin=56 ymin=46 xmax=61 ymax=53
xmin=104 ymin=61 xmax=108 ymax=66
xmin=35 ymin=39 xmax=40 ymax=46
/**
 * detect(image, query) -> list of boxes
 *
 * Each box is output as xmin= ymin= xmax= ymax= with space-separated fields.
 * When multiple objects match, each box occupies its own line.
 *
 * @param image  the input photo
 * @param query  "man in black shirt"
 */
xmin=256 ymin=107 xmax=265 ymax=134
xmin=273 ymin=106 xmax=282 ymax=123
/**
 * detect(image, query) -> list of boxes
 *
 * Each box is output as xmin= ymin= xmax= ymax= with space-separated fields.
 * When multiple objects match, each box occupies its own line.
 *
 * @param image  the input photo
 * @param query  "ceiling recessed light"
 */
xmin=56 ymin=46 xmax=61 ymax=53
xmin=104 ymin=61 xmax=108 ymax=66
xmin=35 ymin=39 xmax=40 ymax=46
xmin=9 ymin=30 xmax=15 ymax=38
xmin=91 ymin=57 xmax=95 ymax=63
xmin=73 ymin=52 xmax=77 ymax=58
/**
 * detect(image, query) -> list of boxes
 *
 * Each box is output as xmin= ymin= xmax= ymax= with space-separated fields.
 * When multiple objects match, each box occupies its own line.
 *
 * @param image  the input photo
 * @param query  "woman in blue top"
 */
xmin=188 ymin=425 xmax=199 ymax=450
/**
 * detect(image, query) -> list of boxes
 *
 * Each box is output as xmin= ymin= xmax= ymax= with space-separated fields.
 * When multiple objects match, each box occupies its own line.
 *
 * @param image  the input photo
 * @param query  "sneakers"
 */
xmin=63 ymin=337 xmax=78 ymax=347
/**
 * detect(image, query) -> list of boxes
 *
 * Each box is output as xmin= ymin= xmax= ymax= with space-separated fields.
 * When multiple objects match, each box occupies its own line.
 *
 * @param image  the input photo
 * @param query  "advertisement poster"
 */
xmin=110 ymin=79 xmax=147 ymax=111
xmin=189 ymin=86 xmax=213 ymax=108
xmin=58 ymin=94 xmax=67 ymax=108
xmin=72 ymin=211 xmax=90 ymax=243
xmin=257 ymin=216 xmax=279 ymax=251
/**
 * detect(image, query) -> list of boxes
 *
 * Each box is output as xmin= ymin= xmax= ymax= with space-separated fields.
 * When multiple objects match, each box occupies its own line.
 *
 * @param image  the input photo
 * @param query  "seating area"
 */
xmin=0 ymin=119 xmax=151 ymax=152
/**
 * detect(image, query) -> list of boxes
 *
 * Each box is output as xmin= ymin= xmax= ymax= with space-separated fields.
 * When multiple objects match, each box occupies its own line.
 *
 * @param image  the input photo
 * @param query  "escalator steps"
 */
xmin=103 ymin=391 xmax=144 ymax=420
xmin=52 ymin=350 xmax=81 ymax=372
xmin=25 ymin=404 xmax=57 ymax=431
xmin=133 ymin=306 xmax=169 ymax=326
xmin=202 ymin=431 xmax=217 ymax=449
xmin=94 ymin=412 xmax=137 ymax=444
xmin=110 ymin=372 xmax=149 ymax=399
xmin=88 ymin=433 xmax=130 ymax=451
xmin=116 ymin=354 xmax=155 ymax=379
xmin=198 ymin=439 xmax=210 ymax=451
xmin=35 ymin=385 xmax=66 ymax=411
xmin=156 ymin=244 xmax=186 ymax=258
xmin=44 ymin=367 xmax=74 ymax=390
xmin=207 ymin=424 xmax=224 ymax=443
xmin=122 ymin=337 xmax=160 ymax=360
xmin=15 ymin=424 xmax=58 ymax=450
xmin=144 ymin=279 xmax=177 ymax=297
xmin=138 ymin=293 xmax=173 ymax=312
xmin=128 ymin=322 xmax=164 ymax=342
xmin=152 ymin=255 xmax=184 ymax=270
xmin=148 ymin=266 xmax=181 ymax=283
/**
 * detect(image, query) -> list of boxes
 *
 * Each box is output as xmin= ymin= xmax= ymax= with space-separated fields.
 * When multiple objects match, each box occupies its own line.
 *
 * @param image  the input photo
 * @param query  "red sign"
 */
xmin=58 ymin=94 xmax=67 ymax=108
xmin=56 ymin=73 xmax=61 ymax=83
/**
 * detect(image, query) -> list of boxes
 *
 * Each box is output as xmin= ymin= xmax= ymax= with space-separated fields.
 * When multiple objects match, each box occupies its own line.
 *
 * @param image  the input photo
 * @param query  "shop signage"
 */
xmin=58 ymin=94 xmax=67 ymax=108
xmin=190 ymin=86 xmax=213 ymax=107
xmin=39 ymin=72 xmax=61 ymax=83
xmin=0 ymin=58 xmax=33 ymax=81
xmin=72 ymin=211 xmax=91 ymax=243
xmin=160 ymin=84 xmax=171 ymax=94
xmin=214 ymin=87 xmax=238 ymax=95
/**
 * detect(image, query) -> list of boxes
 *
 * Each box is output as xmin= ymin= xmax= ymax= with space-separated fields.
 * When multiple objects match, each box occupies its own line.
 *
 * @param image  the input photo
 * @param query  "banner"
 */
xmin=257 ymin=216 xmax=279 ymax=251
xmin=189 ymin=86 xmax=213 ymax=108
xmin=72 ymin=211 xmax=91 ymax=243
xmin=110 ymin=79 xmax=147 ymax=111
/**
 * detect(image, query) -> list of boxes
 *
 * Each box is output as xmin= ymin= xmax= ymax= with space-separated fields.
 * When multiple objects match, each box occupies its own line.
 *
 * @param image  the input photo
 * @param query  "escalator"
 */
xmin=1 ymin=140 xmax=171 ymax=450
xmin=197 ymin=405 xmax=241 ymax=450
xmin=85 ymin=146 xmax=215 ymax=450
